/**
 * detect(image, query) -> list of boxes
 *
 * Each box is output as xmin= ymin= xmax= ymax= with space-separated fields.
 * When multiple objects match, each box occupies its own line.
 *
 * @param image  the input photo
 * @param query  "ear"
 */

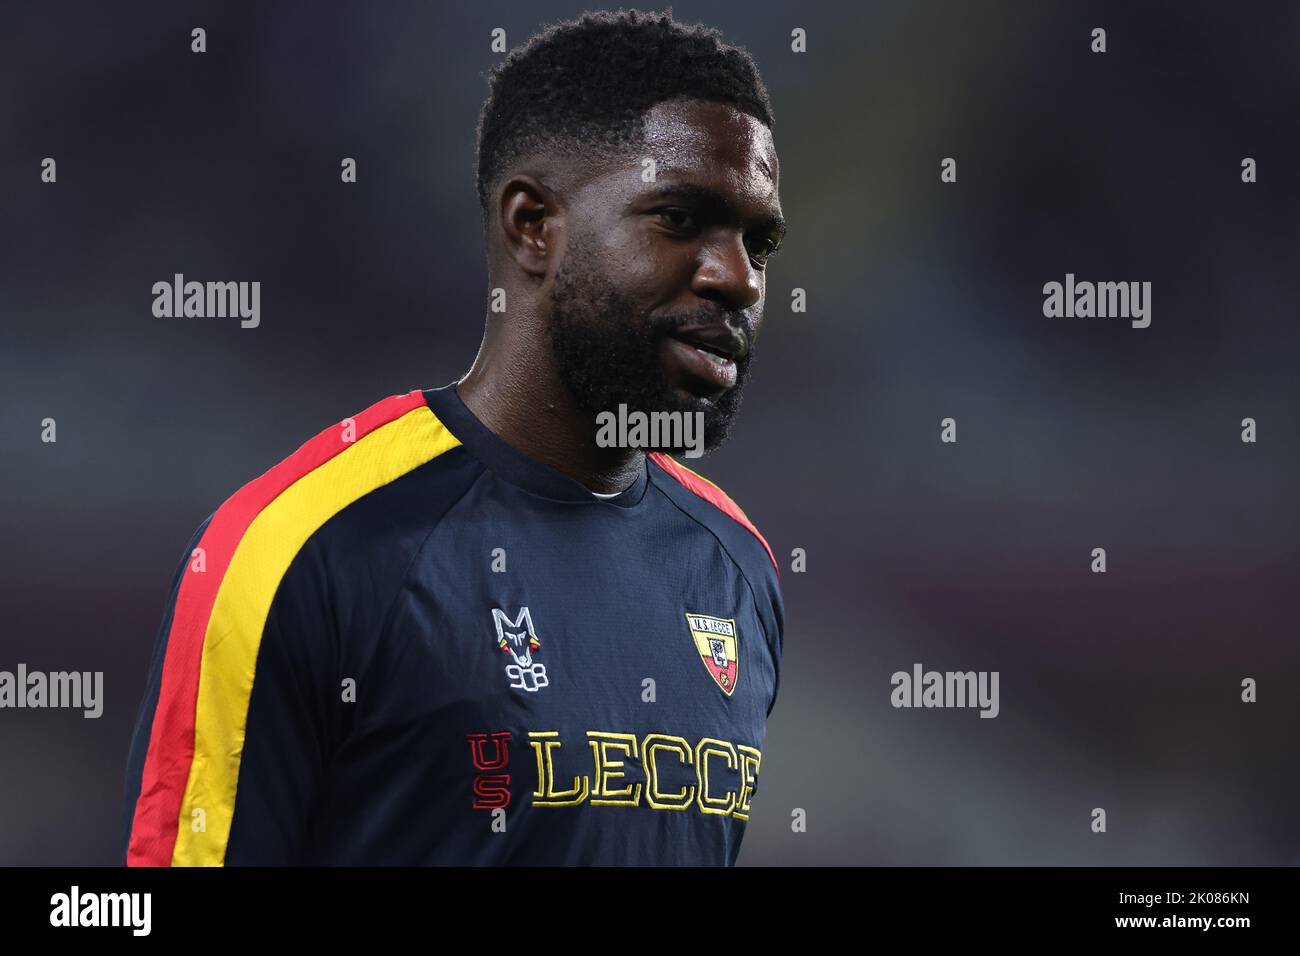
xmin=496 ymin=174 xmax=564 ymax=279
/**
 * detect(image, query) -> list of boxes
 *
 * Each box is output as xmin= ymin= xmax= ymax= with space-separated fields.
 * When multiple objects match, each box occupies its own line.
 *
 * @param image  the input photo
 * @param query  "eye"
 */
xmin=748 ymin=236 xmax=782 ymax=266
xmin=653 ymin=207 xmax=697 ymax=232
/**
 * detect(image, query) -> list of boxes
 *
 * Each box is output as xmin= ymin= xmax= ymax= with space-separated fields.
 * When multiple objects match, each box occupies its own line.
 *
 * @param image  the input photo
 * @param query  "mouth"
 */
xmin=662 ymin=326 xmax=745 ymax=397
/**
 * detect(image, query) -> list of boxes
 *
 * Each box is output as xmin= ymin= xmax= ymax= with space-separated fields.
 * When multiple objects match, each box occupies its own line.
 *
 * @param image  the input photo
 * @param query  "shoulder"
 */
xmin=647 ymin=451 xmax=779 ymax=582
xmin=648 ymin=452 xmax=784 ymax=667
xmin=192 ymin=389 xmax=479 ymax=615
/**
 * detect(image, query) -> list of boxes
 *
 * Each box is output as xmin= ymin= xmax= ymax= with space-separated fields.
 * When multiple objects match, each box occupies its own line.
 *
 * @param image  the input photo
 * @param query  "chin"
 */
xmin=667 ymin=386 xmax=726 ymax=411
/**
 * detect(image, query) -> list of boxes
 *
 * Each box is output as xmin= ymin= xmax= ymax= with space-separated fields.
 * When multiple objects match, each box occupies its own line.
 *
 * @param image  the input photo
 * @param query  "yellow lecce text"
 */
xmin=528 ymin=731 xmax=762 ymax=820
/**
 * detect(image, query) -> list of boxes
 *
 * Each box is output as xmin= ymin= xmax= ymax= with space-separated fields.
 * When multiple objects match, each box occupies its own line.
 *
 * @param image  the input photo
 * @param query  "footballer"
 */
xmin=122 ymin=9 xmax=786 ymax=865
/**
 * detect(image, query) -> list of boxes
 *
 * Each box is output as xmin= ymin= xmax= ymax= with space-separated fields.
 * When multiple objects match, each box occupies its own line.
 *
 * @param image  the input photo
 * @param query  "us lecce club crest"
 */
xmin=685 ymin=613 xmax=739 ymax=696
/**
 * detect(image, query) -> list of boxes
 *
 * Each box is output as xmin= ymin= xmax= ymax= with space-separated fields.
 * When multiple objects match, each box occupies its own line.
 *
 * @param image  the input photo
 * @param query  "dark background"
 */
xmin=1 ymin=0 xmax=1297 ymax=865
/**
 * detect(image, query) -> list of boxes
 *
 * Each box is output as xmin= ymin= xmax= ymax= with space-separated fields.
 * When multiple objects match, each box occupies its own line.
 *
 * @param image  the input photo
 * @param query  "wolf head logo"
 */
xmin=492 ymin=607 xmax=540 ymax=667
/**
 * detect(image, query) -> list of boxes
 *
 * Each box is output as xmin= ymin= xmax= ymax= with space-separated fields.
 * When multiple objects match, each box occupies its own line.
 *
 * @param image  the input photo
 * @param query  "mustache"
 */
xmin=648 ymin=308 xmax=755 ymax=354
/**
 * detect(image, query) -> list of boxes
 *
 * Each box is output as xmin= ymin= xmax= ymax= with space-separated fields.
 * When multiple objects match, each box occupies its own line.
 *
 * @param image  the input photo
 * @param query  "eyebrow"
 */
xmin=638 ymin=182 xmax=786 ymax=240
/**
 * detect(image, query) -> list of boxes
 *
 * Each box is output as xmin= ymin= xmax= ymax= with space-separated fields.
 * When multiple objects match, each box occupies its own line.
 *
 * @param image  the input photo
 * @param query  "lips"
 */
xmin=662 ymin=323 xmax=747 ymax=396
xmin=668 ymin=324 xmax=748 ymax=363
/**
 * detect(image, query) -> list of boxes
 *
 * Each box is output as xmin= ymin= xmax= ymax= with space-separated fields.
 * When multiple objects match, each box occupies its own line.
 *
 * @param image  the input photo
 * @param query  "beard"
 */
xmin=547 ymin=242 xmax=756 ymax=455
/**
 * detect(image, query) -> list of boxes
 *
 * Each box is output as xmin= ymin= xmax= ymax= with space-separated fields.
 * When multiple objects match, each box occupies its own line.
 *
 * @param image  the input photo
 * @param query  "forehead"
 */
xmin=639 ymin=99 xmax=779 ymax=197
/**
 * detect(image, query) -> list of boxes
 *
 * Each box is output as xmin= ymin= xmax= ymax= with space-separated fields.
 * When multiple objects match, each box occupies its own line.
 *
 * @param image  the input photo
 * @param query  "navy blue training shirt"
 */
xmin=122 ymin=383 xmax=783 ymax=865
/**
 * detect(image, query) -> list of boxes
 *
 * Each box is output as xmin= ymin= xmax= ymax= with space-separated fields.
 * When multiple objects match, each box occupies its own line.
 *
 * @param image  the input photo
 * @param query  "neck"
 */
xmin=455 ymin=325 xmax=644 ymax=495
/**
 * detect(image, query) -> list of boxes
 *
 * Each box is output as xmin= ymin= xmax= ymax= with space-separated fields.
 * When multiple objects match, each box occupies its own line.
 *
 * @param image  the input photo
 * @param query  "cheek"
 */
xmin=622 ymin=238 xmax=699 ymax=302
xmin=747 ymin=277 xmax=766 ymax=315
xmin=593 ymin=221 xmax=700 ymax=309
xmin=748 ymin=289 xmax=767 ymax=341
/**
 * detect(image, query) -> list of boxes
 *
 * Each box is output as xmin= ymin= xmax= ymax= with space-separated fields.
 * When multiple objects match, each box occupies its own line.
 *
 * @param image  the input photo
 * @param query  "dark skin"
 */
xmin=457 ymin=98 xmax=785 ymax=493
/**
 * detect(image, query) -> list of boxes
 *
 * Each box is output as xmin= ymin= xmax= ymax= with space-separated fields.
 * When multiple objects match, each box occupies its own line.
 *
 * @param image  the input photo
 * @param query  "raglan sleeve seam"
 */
xmin=650 ymin=482 xmax=782 ymax=714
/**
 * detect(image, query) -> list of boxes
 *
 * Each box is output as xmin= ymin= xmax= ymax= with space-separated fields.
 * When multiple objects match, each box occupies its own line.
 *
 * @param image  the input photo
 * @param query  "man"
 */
xmin=122 ymin=9 xmax=785 ymax=866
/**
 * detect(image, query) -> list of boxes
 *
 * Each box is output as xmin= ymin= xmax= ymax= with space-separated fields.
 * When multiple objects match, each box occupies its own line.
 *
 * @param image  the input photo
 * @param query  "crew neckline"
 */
xmin=422 ymin=383 xmax=649 ymax=508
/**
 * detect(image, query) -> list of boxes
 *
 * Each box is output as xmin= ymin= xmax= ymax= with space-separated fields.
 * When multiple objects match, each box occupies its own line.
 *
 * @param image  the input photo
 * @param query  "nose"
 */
xmin=689 ymin=233 xmax=762 ymax=313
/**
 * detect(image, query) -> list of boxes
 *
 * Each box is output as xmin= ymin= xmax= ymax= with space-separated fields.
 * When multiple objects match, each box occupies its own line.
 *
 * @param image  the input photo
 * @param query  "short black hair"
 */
xmin=475 ymin=8 xmax=774 ymax=217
